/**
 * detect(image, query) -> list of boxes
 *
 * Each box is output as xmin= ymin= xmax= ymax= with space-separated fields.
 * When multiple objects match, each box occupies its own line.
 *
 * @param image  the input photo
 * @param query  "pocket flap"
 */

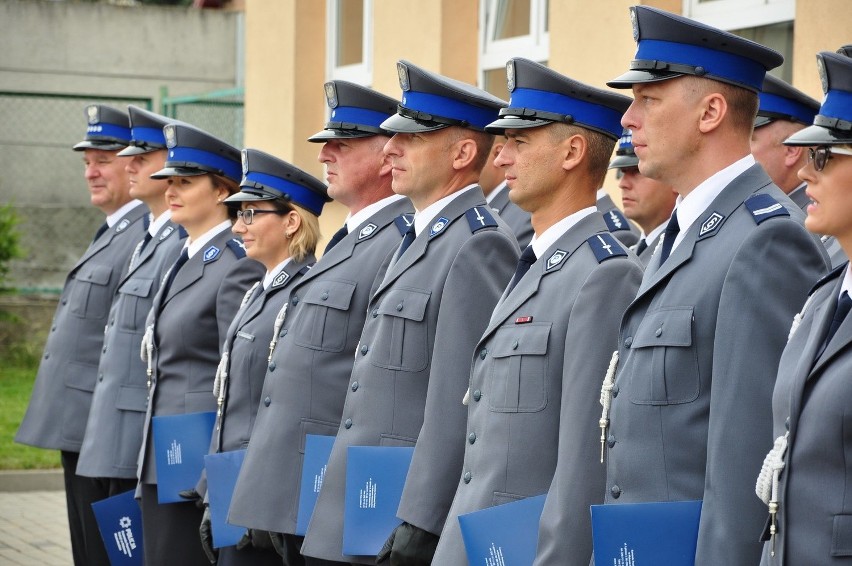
xmin=832 ymin=514 xmax=852 ymax=556
xmin=76 ymin=264 xmax=112 ymax=286
xmin=299 ymin=418 xmax=340 ymax=453
xmin=631 ymin=306 xmax=694 ymax=348
xmin=301 ymin=279 xmax=356 ymax=311
xmin=490 ymin=323 xmax=551 ymax=358
xmin=376 ymin=288 xmax=431 ymax=322
xmin=116 ymin=385 xmax=148 ymax=412
xmin=119 ymin=277 xmax=154 ymax=298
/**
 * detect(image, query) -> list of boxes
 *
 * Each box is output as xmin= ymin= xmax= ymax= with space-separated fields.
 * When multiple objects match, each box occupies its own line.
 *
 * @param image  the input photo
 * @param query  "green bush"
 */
xmin=0 ymin=203 xmax=22 ymax=290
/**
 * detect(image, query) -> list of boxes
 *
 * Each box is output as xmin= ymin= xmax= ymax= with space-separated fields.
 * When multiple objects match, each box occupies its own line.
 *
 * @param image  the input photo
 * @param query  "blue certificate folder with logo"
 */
xmin=92 ymin=489 xmax=143 ymax=566
xmin=458 ymin=494 xmax=546 ymax=566
xmin=591 ymin=500 xmax=703 ymax=566
xmin=204 ymin=449 xmax=246 ymax=548
xmin=343 ymin=446 xmax=415 ymax=556
xmin=152 ymin=411 xmax=216 ymax=504
xmin=295 ymin=434 xmax=336 ymax=535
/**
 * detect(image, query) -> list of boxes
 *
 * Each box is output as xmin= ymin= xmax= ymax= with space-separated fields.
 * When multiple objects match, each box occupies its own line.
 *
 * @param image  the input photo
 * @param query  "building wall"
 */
xmin=792 ymin=0 xmax=850 ymax=100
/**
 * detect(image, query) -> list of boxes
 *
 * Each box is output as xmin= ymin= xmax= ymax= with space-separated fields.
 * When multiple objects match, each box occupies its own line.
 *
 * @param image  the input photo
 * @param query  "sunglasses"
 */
xmin=236 ymin=208 xmax=286 ymax=225
xmin=807 ymin=146 xmax=852 ymax=172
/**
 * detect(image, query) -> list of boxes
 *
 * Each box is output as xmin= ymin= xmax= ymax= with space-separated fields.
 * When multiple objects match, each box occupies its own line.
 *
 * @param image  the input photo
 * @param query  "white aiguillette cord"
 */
xmin=756 ymin=432 xmax=788 ymax=557
xmin=598 ymin=350 xmax=619 ymax=464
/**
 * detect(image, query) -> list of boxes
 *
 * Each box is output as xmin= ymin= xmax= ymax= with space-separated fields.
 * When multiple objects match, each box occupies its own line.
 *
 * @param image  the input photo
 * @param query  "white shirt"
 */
xmin=840 ymin=264 xmax=852 ymax=300
xmin=263 ymin=258 xmax=293 ymax=289
xmin=346 ymin=194 xmax=407 ymax=233
xmin=148 ymin=210 xmax=172 ymax=237
xmin=185 ymin=220 xmax=233 ymax=259
xmin=486 ymin=182 xmax=508 ymax=204
xmin=530 ymin=207 xmax=598 ymax=259
xmin=106 ymin=200 xmax=144 ymax=227
xmin=413 ymin=185 xmax=478 ymax=237
xmin=641 ymin=221 xmax=668 ymax=249
xmin=669 ymin=155 xmax=755 ymax=253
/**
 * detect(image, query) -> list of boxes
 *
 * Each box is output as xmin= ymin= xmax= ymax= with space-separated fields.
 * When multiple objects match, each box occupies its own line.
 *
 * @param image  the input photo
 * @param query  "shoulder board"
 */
xmin=603 ymin=208 xmax=631 ymax=232
xmin=810 ymin=261 xmax=848 ymax=296
xmin=744 ymin=193 xmax=790 ymax=225
xmin=394 ymin=214 xmax=415 ymax=236
xmin=587 ymin=233 xmax=628 ymax=263
xmin=465 ymin=206 xmax=498 ymax=233
xmin=225 ymin=238 xmax=247 ymax=259
xmin=299 ymin=264 xmax=313 ymax=276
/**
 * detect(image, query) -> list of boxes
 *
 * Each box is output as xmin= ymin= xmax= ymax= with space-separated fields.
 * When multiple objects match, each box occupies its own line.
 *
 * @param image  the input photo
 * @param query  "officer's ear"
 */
xmin=784 ymin=144 xmax=807 ymax=168
xmin=451 ymin=137 xmax=478 ymax=171
xmin=561 ymin=133 xmax=586 ymax=173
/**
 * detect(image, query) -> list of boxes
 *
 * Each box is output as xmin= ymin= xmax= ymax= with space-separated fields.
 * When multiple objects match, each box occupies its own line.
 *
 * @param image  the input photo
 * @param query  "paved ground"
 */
xmin=0 ymin=490 xmax=72 ymax=565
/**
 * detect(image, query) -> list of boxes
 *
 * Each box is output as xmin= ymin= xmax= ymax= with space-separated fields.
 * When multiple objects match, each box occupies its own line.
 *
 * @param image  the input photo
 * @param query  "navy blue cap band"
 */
xmin=822 ymin=89 xmax=852 ymax=124
xmin=168 ymin=146 xmax=241 ymax=180
xmin=758 ymin=92 xmax=817 ymax=125
xmin=636 ymin=39 xmax=767 ymax=91
xmin=132 ymin=126 xmax=166 ymax=146
xmin=401 ymin=90 xmax=496 ymax=129
xmin=87 ymin=123 xmax=132 ymax=143
xmin=329 ymin=106 xmax=390 ymax=129
xmin=243 ymin=171 xmax=327 ymax=215
xmin=509 ymin=87 xmax=625 ymax=138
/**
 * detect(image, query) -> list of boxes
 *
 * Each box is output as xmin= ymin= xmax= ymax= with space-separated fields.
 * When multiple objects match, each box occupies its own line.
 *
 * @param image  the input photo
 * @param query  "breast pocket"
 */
xmin=292 ymin=280 xmax=357 ymax=353
xmin=68 ymin=264 xmax=113 ymax=319
xmin=370 ymin=288 xmax=431 ymax=372
xmin=627 ymin=306 xmax=699 ymax=405
xmin=486 ymin=323 xmax=551 ymax=413
xmin=116 ymin=277 xmax=154 ymax=332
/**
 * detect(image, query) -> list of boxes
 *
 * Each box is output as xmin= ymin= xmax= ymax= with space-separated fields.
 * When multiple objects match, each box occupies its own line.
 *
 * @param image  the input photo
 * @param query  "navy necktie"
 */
xmin=397 ymin=224 xmax=416 ymax=258
xmin=635 ymin=238 xmax=648 ymax=256
xmin=92 ymin=222 xmax=109 ymax=243
xmin=506 ymin=245 xmax=537 ymax=294
xmin=324 ymin=225 xmax=348 ymax=254
xmin=657 ymin=213 xmax=680 ymax=264
xmin=161 ymin=249 xmax=189 ymax=299
xmin=819 ymin=291 xmax=852 ymax=358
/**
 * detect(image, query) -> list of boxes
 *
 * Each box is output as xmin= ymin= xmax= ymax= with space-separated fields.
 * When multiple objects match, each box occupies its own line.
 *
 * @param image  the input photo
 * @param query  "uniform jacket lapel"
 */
xmin=72 ymin=204 xmax=148 ymax=273
xmin=243 ymin=255 xmax=315 ymax=328
xmin=810 ymin=279 xmax=852 ymax=376
xmin=489 ymin=185 xmax=510 ymax=214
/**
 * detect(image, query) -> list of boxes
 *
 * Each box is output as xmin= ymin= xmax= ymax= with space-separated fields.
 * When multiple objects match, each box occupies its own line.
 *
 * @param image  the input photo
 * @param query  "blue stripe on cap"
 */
xmin=509 ymin=87 xmax=625 ymax=138
xmin=329 ymin=106 xmax=390 ymax=128
xmin=132 ymin=126 xmax=166 ymax=146
xmin=820 ymin=89 xmax=852 ymax=122
xmin=243 ymin=171 xmax=327 ymax=215
xmin=401 ymin=91 xmax=497 ymax=129
xmin=87 ymin=123 xmax=132 ymax=142
xmin=637 ymin=39 xmax=767 ymax=91
xmin=759 ymin=92 xmax=817 ymax=124
xmin=167 ymin=146 xmax=241 ymax=181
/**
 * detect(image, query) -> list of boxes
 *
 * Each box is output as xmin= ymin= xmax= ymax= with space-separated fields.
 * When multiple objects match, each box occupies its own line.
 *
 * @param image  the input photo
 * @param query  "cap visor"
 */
xmin=608 ymin=155 xmax=640 ymax=169
xmin=73 ymin=140 xmax=127 ymax=151
xmin=150 ymin=166 xmax=208 ymax=179
xmin=117 ymin=145 xmax=160 ymax=157
xmin=225 ymin=190 xmax=276 ymax=203
xmin=753 ymin=116 xmax=774 ymax=129
xmin=783 ymin=124 xmax=852 ymax=146
xmin=307 ymin=129 xmax=376 ymax=143
xmin=606 ymin=70 xmax=683 ymax=89
xmin=484 ymin=116 xmax=552 ymax=134
xmin=379 ymin=113 xmax=449 ymax=134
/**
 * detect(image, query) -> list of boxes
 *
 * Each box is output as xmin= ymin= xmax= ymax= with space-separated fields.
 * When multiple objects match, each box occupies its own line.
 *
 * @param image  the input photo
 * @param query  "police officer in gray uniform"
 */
xmin=431 ymin=58 xmax=643 ymax=566
xmin=195 ymin=149 xmax=330 ymax=566
xmin=300 ymin=61 xmax=519 ymax=565
xmin=598 ymin=6 xmax=829 ymax=565
xmin=136 ymin=123 xmax=264 ymax=566
xmin=597 ymin=190 xmax=640 ymax=246
xmin=16 ymin=105 xmax=148 ymax=566
xmin=227 ymin=81 xmax=412 ymax=566
xmin=77 ymin=107 xmax=183 ymax=490
xmin=479 ymin=137 xmax=533 ymax=248
xmin=755 ymin=50 xmax=852 ymax=566
xmin=609 ymin=129 xmax=677 ymax=265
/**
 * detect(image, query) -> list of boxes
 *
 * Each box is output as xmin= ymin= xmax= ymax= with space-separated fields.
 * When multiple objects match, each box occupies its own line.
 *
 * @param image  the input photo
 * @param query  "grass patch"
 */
xmin=0 ymin=350 xmax=61 ymax=469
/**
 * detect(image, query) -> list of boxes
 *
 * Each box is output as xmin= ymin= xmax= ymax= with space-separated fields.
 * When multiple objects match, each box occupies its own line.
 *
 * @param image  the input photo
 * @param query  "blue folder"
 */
xmin=458 ymin=494 xmax=547 ymax=566
xmin=91 ymin=489 xmax=144 ymax=566
xmin=342 ymin=445 xmax=415 ymax=556
xmin=152 ymin=411 xmax=216 ymax=504
xmin=295 ymin=434 xmax=336 ymax=535
xmin=591 ymin=500 xmax=702 ymax=566
xmin=204 ymin=449 xmax=247 ymax=548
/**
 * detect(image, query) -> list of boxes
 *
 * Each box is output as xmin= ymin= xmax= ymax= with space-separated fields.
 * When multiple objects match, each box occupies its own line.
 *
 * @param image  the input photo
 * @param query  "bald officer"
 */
xmin=431 ymin=58 xmax=643 ymax=566
xmin=599 ymin=7 xmax=829 ymax=565
xmin=610 ymin=129 xmax=677 ymax=264
xmin=227 ymin=81 xmax=412 ymax=566
xmin=479 ymin=136 xmax=533 ymax=248
xmin=301 ymin=61 xmax=519 ymax=565
xmin=16 ymin=105 xmax=148 ymax=566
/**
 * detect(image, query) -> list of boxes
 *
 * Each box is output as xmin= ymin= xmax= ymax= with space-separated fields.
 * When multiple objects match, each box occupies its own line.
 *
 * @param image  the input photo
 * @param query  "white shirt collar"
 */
xmin=840 ymin=264 xmax=852 ymax=299
xmin=642 ymin=221 xmax=668 ymax=247
xmin=530 ymin=207 xmax=597 ymax=259
xmin=413 ymin=185 xmax=478 ymax=236
xmin=263 ymin=258 xmax=293 ymax=289
xmin=106 ymin=200 xmax=144 ymax=227
xmin=595 ymin=188 xmax=608 ymax=201
xmin=346 ymin=193 xmax=407 ymax=233
xmin=185 ymin=220 xmax=232 ymax=259
xmin=670 ymin=155 xmax=755 ymax=252
xmin=148 ymin=210 xmax=172 ymax=237
xmin=485 ymin=182 xmax=508 ymax=204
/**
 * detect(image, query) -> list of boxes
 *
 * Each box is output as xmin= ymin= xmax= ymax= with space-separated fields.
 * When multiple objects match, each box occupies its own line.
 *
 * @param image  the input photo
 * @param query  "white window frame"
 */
xmin=479 ymin=0 xmax=550 ymax=90
xmin=326 ymin=0 xmax=373 ymax=85
xmin=683 ymin=0 xmax=795 ymax=31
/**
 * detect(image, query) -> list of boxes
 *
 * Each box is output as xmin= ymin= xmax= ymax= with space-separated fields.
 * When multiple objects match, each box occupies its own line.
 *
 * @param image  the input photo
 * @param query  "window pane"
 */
xmin=732 ymin=21 xmax=793 ymax=83
xmin=336 ymin=0 xmax=364 ymax=67
xmin=483 ymin=67 xmax=510 ymax=99
xmin=492 ymin=0 xmax=531 ymax=40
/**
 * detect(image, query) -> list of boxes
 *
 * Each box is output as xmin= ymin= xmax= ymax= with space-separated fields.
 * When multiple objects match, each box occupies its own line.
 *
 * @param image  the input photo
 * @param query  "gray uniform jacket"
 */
xmin=598 ymin=193 xmax=640 ymax=247
xmin=489 ymin=184 xmax=533 ymax=249
xmin=137 ymin=227 xmax=264 ymax=485
xmin=16 ymin=203 xmax=148 ymax=452
xmin=432 ymin=213 xmax=643 ymax=566
xmin=632 ymin=232 xmax=662 ymax=266
xmin=759 ymin=264 xmax=852 ymax=565
xmin=602 ymin=165 xmax=829 ymax=566
xmin=228 ymin=197 xmax=414 ymax=534
xmin=300 ymin=187 xmax=519 ymax=564
xmin=77 ymin=220 xmax=183 ymax=479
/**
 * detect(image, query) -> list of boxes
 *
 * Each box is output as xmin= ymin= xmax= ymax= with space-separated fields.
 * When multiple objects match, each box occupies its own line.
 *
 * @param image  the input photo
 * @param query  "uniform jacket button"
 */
xmin=785 ymin=417 xmax=790 ymax=431
xmin=351 ymin=381 xmax=359 ymax=392
xmin=372 ymin=309 xmax=379 ymax=318
xmin=624 ymin=336 xmax=633 ymax=347
xmin=472 ymin=389 xmax=482 ymax=402
xmin=610 ymin=485 xmax=621 ymax=499
xmin=655 ymin=326 xmax=663 ymax=337
xmin=291 ymin=296 xmax=299 ymax=305
xmin=321 ymin=291 xmax=329 ymax=300
xmin=268 ymin=361 xmax=276 ymax=371
xmin=264 ymin=396 xmax=271 ymax=407
xmin=607 ymin=434 xmax=616 ymax=448
xmin=468 ymin=432 xmax=476 ymax=444
xmin=479 ymin=348 xmax=487 ymax=360
xmin=360 ymin=344 xmax=369 ymax=355
xmin=344 ymin=418 xmax=352 ymax=429
xmin=396 ymin=303 xmax=403 ymax=311
xmin=463 ymin=471 xmax=472 ymax=484
xmin=612 ymin=384 xmax=619 ymax=398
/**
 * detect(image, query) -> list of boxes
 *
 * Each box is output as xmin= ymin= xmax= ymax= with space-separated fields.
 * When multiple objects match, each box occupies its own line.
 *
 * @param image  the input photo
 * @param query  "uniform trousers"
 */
xmin=62 ymin=451 xmax=136 ymax=566
xmin=140 ymin=483 xmax=209 ymax=566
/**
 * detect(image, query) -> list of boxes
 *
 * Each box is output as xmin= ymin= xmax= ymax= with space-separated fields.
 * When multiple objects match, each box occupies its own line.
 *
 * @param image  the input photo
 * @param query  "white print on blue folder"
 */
xmin=360 ymin=478 xmax=377 ymax=509
xmin=486 ymin=542 xmax=506 ymax=566
xmin=114 ymin=516 xmax=138 ymax=558
xmin=616 ymin=543 xmax=635 ymax=566
xmin=314 ymin=464 xmax=327 ymax=494
xmin=166 ymin=439 xmax=182 ymax=465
